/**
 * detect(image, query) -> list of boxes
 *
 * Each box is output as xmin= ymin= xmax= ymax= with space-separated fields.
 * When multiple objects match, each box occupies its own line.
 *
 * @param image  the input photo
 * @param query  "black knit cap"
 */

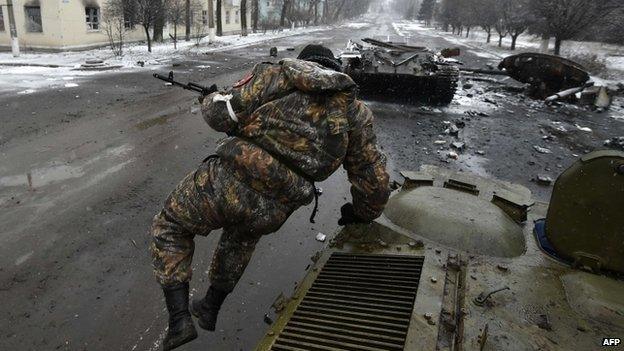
xmin=297 ymin=44 xmax=342 ymax=72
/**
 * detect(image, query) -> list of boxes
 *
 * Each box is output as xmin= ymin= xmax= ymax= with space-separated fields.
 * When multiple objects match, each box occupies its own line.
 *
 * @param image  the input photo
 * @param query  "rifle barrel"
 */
xmin=153 ymin=72 xmax=216 ymax=96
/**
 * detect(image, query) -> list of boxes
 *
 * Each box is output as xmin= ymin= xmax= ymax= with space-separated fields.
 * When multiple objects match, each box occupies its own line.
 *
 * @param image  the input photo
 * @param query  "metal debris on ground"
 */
xmin=440 ymin=47 xmax=461 ymax=58
xmin=447 ymin=151 xmax=459 ymax=160
xmin=604 ymin=137 xmax=624 ymax=151
xmin=545 ymin=83 xmax=592 ymax=103
xmin=536 ymin=314 xmax=553 ymax=331
xmin=475 ymin=150 xmax=486 ymax=156
xmin=434 ymin=140 xmax=447 ymax=145
xmin=451 ymin=142 xmax=466 ymax=151
xmin=595 ymin=86 xmax=612 ymax=109
xmin=315 ymin=232 xmax=326 ymax=242
xmin=535 ymin=175 xmax=554 ymax=186
xmin=533 ymin=145 xmax=552 ymax=154
xmin=575 ymin=124 xmax=592 ymax=133
xmin=465 ymin=110 xmax=489 ymax=117
xmin=447 ymin=125 xmax=460 ymax=136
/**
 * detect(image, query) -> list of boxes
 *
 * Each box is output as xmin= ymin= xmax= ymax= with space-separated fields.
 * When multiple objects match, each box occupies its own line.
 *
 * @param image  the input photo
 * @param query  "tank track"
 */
xmin=429 ymin=65 xmax=460 ymax=105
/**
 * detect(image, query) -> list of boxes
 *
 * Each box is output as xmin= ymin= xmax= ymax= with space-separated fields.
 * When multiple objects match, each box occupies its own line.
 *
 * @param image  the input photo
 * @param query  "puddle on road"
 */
xmin=0 ymin=144 xmax=133 ymax=189
xmin=135 ymin=113 xmax=175 ymax=130
xmin=0 ymin=164 xmax=84 ymax=188
xmin=458 ymin=154 xmax=490 ymax=177
xmin=445 ymin=91 xmax=500 ymax=115
xmin=14 ymin=251 xmax=34 ymax=266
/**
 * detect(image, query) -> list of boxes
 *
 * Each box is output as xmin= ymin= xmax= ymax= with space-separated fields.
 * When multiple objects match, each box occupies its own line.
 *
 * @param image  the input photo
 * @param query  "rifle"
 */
xmin=153 ymin=71 xmax=218 ymax=96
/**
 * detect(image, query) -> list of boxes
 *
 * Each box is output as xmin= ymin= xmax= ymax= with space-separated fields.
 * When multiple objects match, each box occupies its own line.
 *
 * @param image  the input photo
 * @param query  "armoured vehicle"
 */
xmin=255 ymin=150 xmax=624 ymax=350
xmin=341 ymin=38 xmax=460 ymax=105
xmin=498 ymin=52 xmax=591 ymax=99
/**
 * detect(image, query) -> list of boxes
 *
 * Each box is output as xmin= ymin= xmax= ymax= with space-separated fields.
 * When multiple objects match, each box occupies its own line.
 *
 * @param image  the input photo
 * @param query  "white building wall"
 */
xmin=0 ymin=0 xmax=251 ymax=51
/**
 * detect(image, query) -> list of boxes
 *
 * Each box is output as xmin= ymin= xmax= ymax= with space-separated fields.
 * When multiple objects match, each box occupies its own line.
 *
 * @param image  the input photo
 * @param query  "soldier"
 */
xmin=150 ymin=44 xmax=390 ymax=350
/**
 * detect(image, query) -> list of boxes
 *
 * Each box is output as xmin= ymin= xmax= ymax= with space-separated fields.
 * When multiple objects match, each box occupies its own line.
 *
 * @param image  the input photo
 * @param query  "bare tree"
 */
xmin=135 ymin=0 xmax=165 ymax=52
xmin=240 ymin=0 xmax=248 ymax=36
xmin=185 ymin=0 xmax=191 ymax=41
xmin=251 ymin=0 xmax=259 ymax=32
xmin=459 ymin=0 xmax=479 ymax=37
xmin=530 ymin=0 xmax=618 ymax=55
xmin=165 ymin=0 xmax=185 ymax=49
xmin=216 ymin=0 xmax=222 ymax=36
xmin=102 ymin=0 xmax=126 ymax=56
xmin=493 ymin=17 xmax=507 ymax=47
xmin=315 ymin=0 xmax=322 ymax=25
xmin=437 ymin=0 xmax=461 ymax=33
xmin=192 ymin=0 xmax=206 ymax=45
xmin=280 ymin=0 xmax=292 ymax=28
xmin=418 ymin=0 xmax=436 ymax=26
xmin=502 ymin=0 xmax=531 ymax=50
xmin=474 ymin=0 xmax=499 ymax=43
xmin=153 ymin=0 xmax=165 ymax=41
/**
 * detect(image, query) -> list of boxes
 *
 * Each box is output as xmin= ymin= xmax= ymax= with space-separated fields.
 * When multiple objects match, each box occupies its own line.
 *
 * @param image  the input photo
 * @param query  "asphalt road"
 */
xmin=1 ymin=17 xmax=623 ymax=351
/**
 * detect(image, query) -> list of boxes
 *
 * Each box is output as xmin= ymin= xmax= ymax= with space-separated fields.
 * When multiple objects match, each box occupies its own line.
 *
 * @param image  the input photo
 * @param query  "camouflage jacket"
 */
xmin=201 ymin=58 xmax=389 ymax=221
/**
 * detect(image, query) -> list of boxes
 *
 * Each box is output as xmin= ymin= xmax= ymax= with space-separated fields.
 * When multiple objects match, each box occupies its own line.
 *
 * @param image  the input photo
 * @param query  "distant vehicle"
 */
xmin=255 ymin=150 xmax=624 ymax=350
xmin=341 ymin=38 xmax=460 ymax=105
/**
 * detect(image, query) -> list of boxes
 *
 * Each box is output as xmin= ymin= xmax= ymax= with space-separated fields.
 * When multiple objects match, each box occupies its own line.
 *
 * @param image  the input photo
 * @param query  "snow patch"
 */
xmin=468 ymin=50 xmax=500 ymax=60
xmin=343 ymin=22 xmax=371 ymax=29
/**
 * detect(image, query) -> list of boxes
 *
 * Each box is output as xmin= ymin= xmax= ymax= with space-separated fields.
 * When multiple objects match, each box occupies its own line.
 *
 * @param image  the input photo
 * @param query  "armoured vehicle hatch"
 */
xmin=341 ymin=38 xmax=460 ymax=105
xmin=255 ymin=151 xmax=624 ymax=350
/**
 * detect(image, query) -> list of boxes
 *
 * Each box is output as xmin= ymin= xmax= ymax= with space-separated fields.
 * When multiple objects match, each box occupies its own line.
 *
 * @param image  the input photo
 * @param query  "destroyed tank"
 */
xmin=498 ymin=52 xmax=591 ymax=99
xmin=341 ymin=38 xmax=460 ymax=105
xmin=255 ymin=150 xmax=624 ymax=350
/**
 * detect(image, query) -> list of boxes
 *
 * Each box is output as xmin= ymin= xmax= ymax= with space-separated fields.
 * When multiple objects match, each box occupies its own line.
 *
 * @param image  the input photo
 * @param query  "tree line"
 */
xmin=102 ymin=0 xmax=371 ymax=54
xmin=397 ymin=0 xmax=623 ymax=55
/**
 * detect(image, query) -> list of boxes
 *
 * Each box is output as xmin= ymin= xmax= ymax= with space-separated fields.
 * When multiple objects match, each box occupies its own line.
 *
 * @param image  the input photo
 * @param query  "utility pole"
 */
xmin=208 ymin=0 xmax=216 ymax=42
xmin=6 ymin=0 xmax=20 ymax=56
xmin=185 ymin=0 xmax=190 ymax=41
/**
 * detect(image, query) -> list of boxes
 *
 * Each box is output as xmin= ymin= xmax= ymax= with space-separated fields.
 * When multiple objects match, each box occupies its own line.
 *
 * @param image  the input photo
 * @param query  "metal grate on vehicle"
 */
xmin=271 ymin=252 xmax=424 ymax=351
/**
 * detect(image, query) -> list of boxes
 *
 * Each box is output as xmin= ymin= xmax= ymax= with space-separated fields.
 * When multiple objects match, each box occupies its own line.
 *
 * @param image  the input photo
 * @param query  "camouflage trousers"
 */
xmin=150 ymin=157 xmax=297 ymax=291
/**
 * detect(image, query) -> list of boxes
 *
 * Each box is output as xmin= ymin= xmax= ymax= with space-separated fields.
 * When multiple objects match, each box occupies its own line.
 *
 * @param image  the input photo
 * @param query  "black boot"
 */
xmin=162 ymin=282 xmax=198 ymax=351
xmin=190 ymin=286 xmax=229 ymax=331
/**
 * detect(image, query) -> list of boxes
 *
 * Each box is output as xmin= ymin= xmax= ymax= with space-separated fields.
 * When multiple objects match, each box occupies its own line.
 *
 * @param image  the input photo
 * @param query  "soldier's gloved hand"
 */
xmin=337 ymin=203 xmax=369 ymax=226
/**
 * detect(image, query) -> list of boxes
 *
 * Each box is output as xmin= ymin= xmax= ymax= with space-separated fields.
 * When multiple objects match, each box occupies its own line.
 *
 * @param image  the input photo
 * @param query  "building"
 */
xmin=0 ymin=0 xmax=251 ymax=51
xmin=259 ymin=0 xmax=281 ymax=25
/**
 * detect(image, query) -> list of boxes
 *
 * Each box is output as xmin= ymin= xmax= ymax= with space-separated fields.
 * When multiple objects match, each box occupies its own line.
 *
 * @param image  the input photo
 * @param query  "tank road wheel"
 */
xmin=430 ymin=66 xmax=460 ymax=105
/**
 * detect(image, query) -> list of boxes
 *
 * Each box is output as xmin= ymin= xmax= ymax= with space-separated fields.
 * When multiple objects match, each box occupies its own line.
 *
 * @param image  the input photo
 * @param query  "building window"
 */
xmin=0 ymin=7 xmax=5 ymax=32
xmin=235 ymin=10 xmax=239 ymax=24
xmin=225 ymin=11 xmax=230 ymax=24
xmin=123 ymin=1 xmax=136 ymax=28
xmin=202 ymin=10 xmax=208 ymax=25
xmin=25 ymin=6 xmax=43 ymax=33
xmin=85 ymin=7 xmax=100 ymax=30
